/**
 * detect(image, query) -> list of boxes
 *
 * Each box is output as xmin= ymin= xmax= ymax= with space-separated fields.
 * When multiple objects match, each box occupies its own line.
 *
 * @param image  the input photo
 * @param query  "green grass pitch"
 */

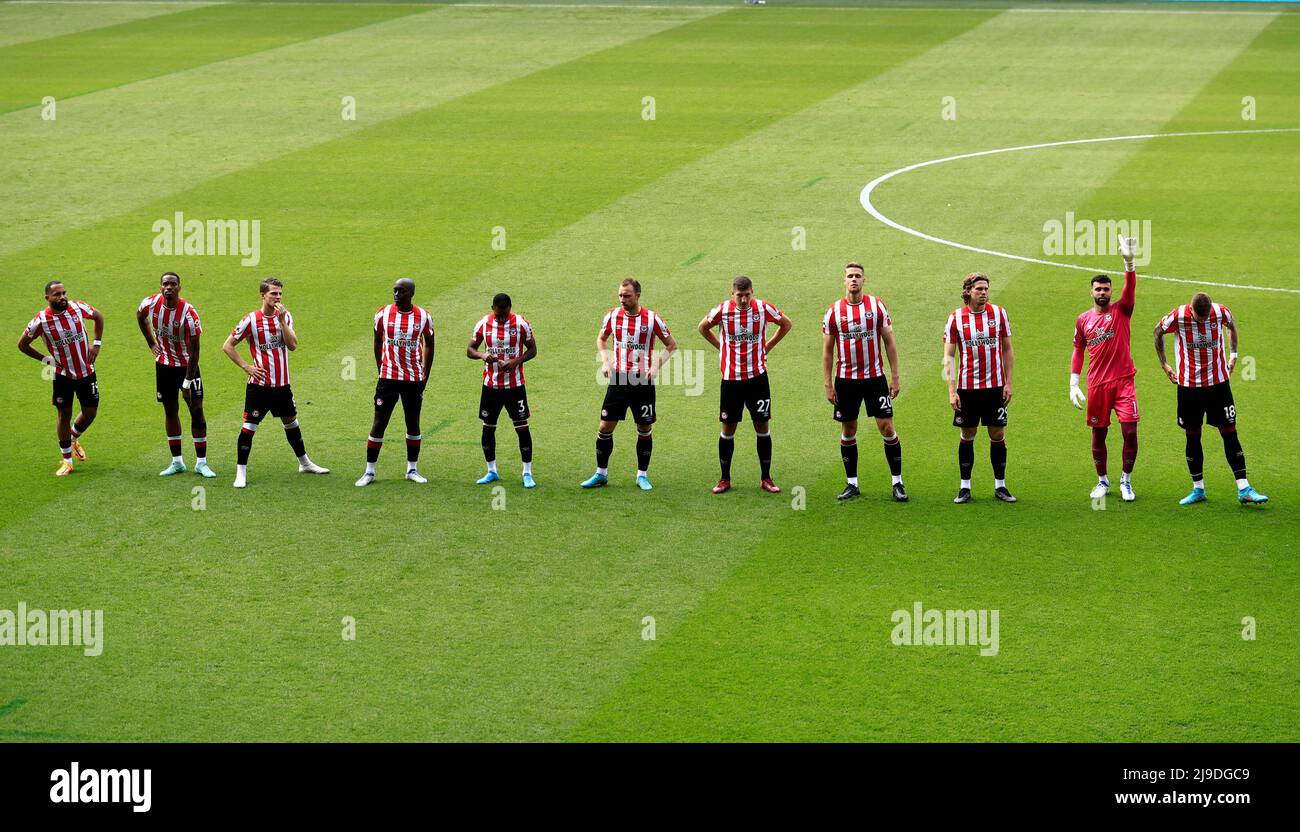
xmin=1 ymin=0 xmax=1297 ymax=742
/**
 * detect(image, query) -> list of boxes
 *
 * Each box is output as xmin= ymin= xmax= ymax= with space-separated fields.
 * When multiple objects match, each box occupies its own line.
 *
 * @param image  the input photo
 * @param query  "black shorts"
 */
xmin=833 ymin=376 xmax=892 ymax=422
xmin=1177 ymin=382 xmax=1236 ymax=429
xmin=376 ymin=377 xmax=424 ymax=416
xmin=480 ymin=385 xmax=529 ymax=426
xmin=155 ymin=363 xmax=203 ymax=404
xmin=243 ymin=384 xmax=296 ymax=424
xmin=52 ymin=372 xmax=98 ymax=409
xmin=601 ymin=382 xmax=656 ymax=425
xmin=953 ymin=387 xmax=1007 ymax=428
xmin=720 ymin=373 xmax=772 ymax=424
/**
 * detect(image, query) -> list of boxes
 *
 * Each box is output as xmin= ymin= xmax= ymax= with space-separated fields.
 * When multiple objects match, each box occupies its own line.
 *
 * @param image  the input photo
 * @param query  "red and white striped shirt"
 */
xmin=139 ymin=294 xmax=202 ymax=367
xmin=375 ymin=304 xmax=433 ymax=382
xmin=1159 ymin=303 xmax=1233 ymax=387
xmin=25 ymin=300 xmax=97 ymax=379
xmin=600 ymin=307 xmax=671 ymax=378
xmin=231 ymin=308 xmax=294 ymax=387
xmin=473 ymin=311 xmax=532 ymax=389
xmin=944 ymin=304 xmax=1012 ymax=390
xmin=822 ymin=296 xmax=892 ymax=380
xmin=705 ymin=299 xmax=784 ymax=381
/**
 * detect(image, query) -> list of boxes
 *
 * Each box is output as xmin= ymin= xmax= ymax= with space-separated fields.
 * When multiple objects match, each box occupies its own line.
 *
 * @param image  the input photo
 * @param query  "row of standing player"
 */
xmin=16 ymin=242 xmax=1269 ymax=504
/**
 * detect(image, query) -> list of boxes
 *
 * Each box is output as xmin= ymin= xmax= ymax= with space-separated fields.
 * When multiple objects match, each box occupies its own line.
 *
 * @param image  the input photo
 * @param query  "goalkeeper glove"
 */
xmin=1118 ymin=236 xmax=1137 ymax=272
xmin=1069 ymin=373 xmax=1086 ymax=409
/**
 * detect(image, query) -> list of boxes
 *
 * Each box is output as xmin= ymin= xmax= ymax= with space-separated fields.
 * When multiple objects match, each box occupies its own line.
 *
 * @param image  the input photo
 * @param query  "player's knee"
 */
xmin=988 ymin=427 xmax=1005 ymax=442
xmin=876 ymin=418 xmax=893 ymax=436
xmin=1218 ymin=425 xmax=1236 ymax=435
xmin=961 ymin=428 xmax=978 ymax=441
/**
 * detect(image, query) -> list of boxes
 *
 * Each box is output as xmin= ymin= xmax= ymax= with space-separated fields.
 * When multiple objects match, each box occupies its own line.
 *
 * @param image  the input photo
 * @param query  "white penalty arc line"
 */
xmin=859 ymin=127 xmax=1300 ymax=295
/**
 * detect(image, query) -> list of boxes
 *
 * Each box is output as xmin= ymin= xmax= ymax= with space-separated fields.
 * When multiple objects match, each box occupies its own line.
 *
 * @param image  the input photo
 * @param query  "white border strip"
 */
xmin=859 ymin=128 xmax=1300 ymax=294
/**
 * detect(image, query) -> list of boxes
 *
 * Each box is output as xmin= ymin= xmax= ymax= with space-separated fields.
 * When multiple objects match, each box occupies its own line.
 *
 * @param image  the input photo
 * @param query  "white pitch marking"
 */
xmin=860 ymin=128 xmax=1300 ymax=295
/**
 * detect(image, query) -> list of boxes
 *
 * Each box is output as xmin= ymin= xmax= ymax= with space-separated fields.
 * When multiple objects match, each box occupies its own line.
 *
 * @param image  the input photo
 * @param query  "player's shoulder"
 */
xmin=138 ymin=294 xmax=160 ymax=309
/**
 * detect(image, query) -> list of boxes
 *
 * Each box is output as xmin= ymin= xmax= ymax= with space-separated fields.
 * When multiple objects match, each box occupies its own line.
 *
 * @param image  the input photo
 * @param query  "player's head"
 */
xmin=160 ymin=271 xmax=180 ymax=299
xmin=393 ymin=278 xmax=415 ymax=306
xmin=259 ymin=277 xmax=283 ymax=306
xmin=44 ymin=280 xmax=68 ymax=312
xmin=1090 ymin=274 xmax=1112 ymax=307
xmin=731 ymin=275 xmax=754 ymax=308
xmin=492 ymin=292 xmax=512 ymax=320
xmin=1191 ymin=291 xmax=1213 ymax=320
xmin=844 ymin=262 xmax=864 ymax=296
xmin=962 ymin=272 xmax=990 ymax=307
xmin=618 ymin=278 xmax=641 ymax=311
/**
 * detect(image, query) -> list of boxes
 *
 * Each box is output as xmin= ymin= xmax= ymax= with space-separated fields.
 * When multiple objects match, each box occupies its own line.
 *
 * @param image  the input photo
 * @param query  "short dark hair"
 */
xmin=492 ymin=292 xmax=512 ymax=310
xmin=44 ymin=280 xmax=63 ymax=295
xmin=620 ymin=278 xmax=641 ymax=295
xmin=1191 ymin=292 xmax=1213 ymax=317
xmin=161 ymin=271 xmax=180 ymax=283
xmin=1091 ymin=274 xmax=1111 ymax=286
xmin=845 ymin=262 xmax=864 ymax=274
xmin=732 ymin=275 xmax=753 ymax=292
xmin=259 ymin=277 xmax=283 ymax=294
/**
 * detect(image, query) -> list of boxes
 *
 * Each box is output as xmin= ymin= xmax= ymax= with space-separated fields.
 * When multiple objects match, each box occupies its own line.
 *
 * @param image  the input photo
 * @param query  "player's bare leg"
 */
xmin=54 ymin=406 xmax=75 ymax=476
xmin=159 ymin=398 xmax=187 ymax=476
xmin=877 ymin=417 xmax=905 ymax=502
xmin=713 ymin=422 xmax=737 ymax=494
xmin=581 ymin=419 xmax=617 ymax=488
xmin=754 ymin=419 xmax=778 ymax=493
xmin=836 ymin=419 xmax=859 ymax=501
xmin=989 ymin=425 xmax=1015 ymax=503
xmin=955 ymin=425 xmax=976 ymax=504
xmin=283 ymin=414 xmax=328 ymax=475
xmin=1119 ymin=421 xmax=1137 ymax=501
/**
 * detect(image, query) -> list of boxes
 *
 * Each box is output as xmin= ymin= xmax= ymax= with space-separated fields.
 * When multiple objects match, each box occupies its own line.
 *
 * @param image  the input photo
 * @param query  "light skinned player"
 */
xmin=1154 ymin=292 xmax=1267 ymax=505
xmin=1070 ymin=236 xmax=1140 ymax=502
xmin=17 ymin=281 xmax=103 ymax=476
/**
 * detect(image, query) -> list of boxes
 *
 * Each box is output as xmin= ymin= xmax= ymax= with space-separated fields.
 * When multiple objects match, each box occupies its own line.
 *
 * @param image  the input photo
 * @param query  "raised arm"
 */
xmin=1117 ymin=236 xmax=1137 ymax=316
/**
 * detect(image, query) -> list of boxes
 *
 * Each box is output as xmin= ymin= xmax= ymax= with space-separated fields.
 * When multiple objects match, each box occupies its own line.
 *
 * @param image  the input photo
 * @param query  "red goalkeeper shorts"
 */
xmin=1086 ymin=376 xmax=1139 ymax=428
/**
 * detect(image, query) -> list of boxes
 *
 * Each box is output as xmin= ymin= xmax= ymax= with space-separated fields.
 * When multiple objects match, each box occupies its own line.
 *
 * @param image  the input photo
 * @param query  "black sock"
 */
xmin=516 ymin=425 xmax=532 ymax=464
xmin=406 ymin=434 xmax=421 ymax=464
xmin=756 ymin=432 xmax=772 ymax=479
xmin=284 ymin=421 xmax=307 ymax=458
xmin=237 ymin=427 xmax=256 ymax=465
xmin=1185 ymin=432 xmax=1203 ymax=481
xmin=841 ymin=436 xmax=858 ymax=480
xmin=883 ymin=434 xmax=902 ymax=477
xmin=596 ymin=431 xmax=613 ymax=469
xmin=1221 ymin=429 xmax=1246 ymax=479
xmin=719 ymin=433 xmax=734 ymax=479
xmin=482 ymin=425 xmax=497 ymax=464
xmin=636 ymin=430 xmax=652 ymax=472
xmin=990 ymin=439 xmax=1007 ymax=480
xmin=958 ymin=437 xmax=974 ymax=481
xmin=366 ymin=435 xmax=383 ymax=464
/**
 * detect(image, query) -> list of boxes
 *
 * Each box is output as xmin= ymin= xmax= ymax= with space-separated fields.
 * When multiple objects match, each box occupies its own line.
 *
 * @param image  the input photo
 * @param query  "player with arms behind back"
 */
xmin=1069 ymin=236 xmax=1140 ymax=502
xmin=17 ymin=280 xmax=103 ymax=476
xmin=137 ymin=271 xmax=214 ymax=478
xmin=1155 ymin=292 xmax=1267 ymax=505
xmin=822 ymin=262 xmax=905 ymax=502
xmin=223 ymin=278 xmax=329 ymax=488
xmin=943 ymin=273 xmax=1015 ymax=504
xmin=468 ymin=293 xmax=538 ymax=488
xmin=356 ymin=278 xmax=435 ymax=487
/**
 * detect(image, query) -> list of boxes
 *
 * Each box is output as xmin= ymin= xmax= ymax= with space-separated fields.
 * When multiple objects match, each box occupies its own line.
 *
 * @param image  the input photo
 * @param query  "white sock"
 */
xmin=596 ymin=467 xmax=608 ymax=477
xmin=1121 ymin=472 xmax=1131 ymax=485
xmin=891 ymin=475 xmax=902 ymax=485
xmin=298 ymin=454 xmax=310 ymax=465
xmin=236 ymin=464 xmax=247 ymax=477
xmin=172 ymin=455 xmax=183 ymax=464
xmin=407 ymin=461 xmax=417 ymax=473
xmin=522 ymin=462 xmax=532 ymax=475
xmin=1098 ymin=475 xmax=1109 ymax=484
xmin=960 ymin=479 xmax=971 ymax=490
xmin=847 ymin=477 xmax=858 ymax=486
xmin=196 ymin=456 xmax=206 ymax=466
xmin=995 ymin=478 xmax=1006 ymax=489
xmin=1193 ymin=479 xmax=1204 ymax=490
xmin=636 ymin=470 xmax=647 ymax=478
xmin=1236 ymin=478 xmax=1250 ymax=490
xmin=365 ymin=462 xmax=376 ymax=475
xmin=487 ymin=460 xmax=498 ymax=473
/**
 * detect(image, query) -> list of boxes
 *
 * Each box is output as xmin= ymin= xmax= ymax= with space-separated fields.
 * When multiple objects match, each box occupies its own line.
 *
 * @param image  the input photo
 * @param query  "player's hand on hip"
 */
xmin=889 ymin=376 xmax=901 ymax=399
xmin=1002 ymin=384 xmax=1013 ymax=406
xmin=246 ymin=364 xmax=268 ymax=383
xmin=1162 ymin=363 xmax=1177 ymax=384
xmin=1118 ymin=236 xmax=1137 ymax=270
xmin=949 ymin=391 xmax=961 ymax=412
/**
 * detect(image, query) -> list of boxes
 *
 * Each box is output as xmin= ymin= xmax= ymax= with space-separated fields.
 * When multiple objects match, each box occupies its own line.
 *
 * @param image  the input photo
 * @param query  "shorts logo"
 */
xmin=376 ymin=398 xmax=384 ymax=406
xmin=481 ymin=409 xmax=490 ymax=418
xmin=155 ymin=392 xmax=162 ymax=401
xmin=955 ymin=416 xmax=963 ymax=424
xmin=252 ymin=410 xmax=261 ymax=418
xmin=55 ymin=397 xmax=64 ymax=404
xmin=720 ymin=411 xmax=729 ymax=420
xmin=1089 ymin=416 xmax=1098 ymax=424
xmin=601 ymin=409 xmax=608 ymax=418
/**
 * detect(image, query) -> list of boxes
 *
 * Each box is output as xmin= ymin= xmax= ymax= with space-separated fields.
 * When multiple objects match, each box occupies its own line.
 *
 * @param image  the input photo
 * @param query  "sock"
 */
xmin=958 ymin=436 xmax=974 ymax=483
xmin=1236 ymin=477 xmax=1250 ymax=490
xmin=523 ymin=461 xmax=532 ymax=476
xmin=236 ymin=464 xmax=247 ymax=480
xmin=636 ymin=429 xmax=653 ymax=473
xmin=487 ymin=460 xmax=498 ymax=474
xmin=1185 ymin=432 xmax=1204 ymax=484
xmin=194 ymin=435 xmax=207 ymax=464
xmin=71 ymin=418 xmax=88 ymax=440
xmin=1091 ymin=427 xmax=1109 ymax=478
xmin=515 ymin=424 xmax=533 ymax=464
xmin=990 ymin=438 xmax=1007 ymax=481
xmin=840 ymin=435 xmax=858 ymax=481
xmin=596 ymin=431 xmax=613 ymax=470
xmin=367 ymin=435 xmax=383 ymax=464
xmin=365 ymin=461 xmax=376 ymax=475
xmin=995 ymin=478 xmax=1006 ymax=489
xmin=59 ymin=439 xmax=72 ymax=462
xmin=284 ymin=419 xmax=307 ymax=459
xmin=406 ymin=433 xmax=421 ymax=465
xmin=1220 ymin=429 xmax=1246 ymax=479
xmin=236 ymin=422 xmax=257 ymax=466
xmin=167 ymin=434 xmax=183 ymax=463
xmin=756 ymin=431 xmax=772 ymax=479
xmin=882 ymin=433 xmax=902 ymax=478
xmin=1120 ymin=421 xmax=1138 ymax=475
xmin=718 ymin=432 xmax=734 ymax=479
xmin=481 ymin=425 xmax=497 ymax=465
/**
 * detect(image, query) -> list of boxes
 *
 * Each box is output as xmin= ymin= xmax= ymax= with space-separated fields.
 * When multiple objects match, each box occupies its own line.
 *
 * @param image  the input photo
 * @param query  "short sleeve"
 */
xmin=999 ymin=307 xmax=1011 ymax=338
xmin=187 ymin=307 xmax=203 ymax=335
xmin=1220 ymin=306 xmax=1233 ymax=327
xmin=374 ymin=309 xmax=385 ymax=333
xmin=705 ymin=304 xmax=725 ymax=326
xmin=71 ymin=300 xmax=96 ymax=317
xmin=599 ymin=311 xmax=614 ymax=338
xmin=138 ymin=296 xmax=153 ymax=313
xmin=24 ymin=316 xmax=41 ymax=338
xmin=1159 ymin=309 xmax=1179 ymax=334
xmin=763 ymin=301 xmax=783 ymax=322
xmin=283 ymin=311 xmax=294 ymax=329
xmin=877 ymin=299 xmax=892 ymax=328
xmin=518 ymin=317 xmax=532 ymax=340
xmin=943 ymin=312 xmax=958 ymax=344
xmin=423 ymin=311 xmax=435 ymax=337
xmin=822 ymin=306 xmax=836 ymax=336
xmin=231 ymin=315 xmax=251 ymax=341
xmin=653 ymin=314 xmax=671 ymax=340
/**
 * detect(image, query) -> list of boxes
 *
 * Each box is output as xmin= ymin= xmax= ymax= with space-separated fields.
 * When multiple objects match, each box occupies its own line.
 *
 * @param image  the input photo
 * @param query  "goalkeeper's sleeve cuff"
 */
xmin=1069 ymin=373 xmax=1081 ymax=388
